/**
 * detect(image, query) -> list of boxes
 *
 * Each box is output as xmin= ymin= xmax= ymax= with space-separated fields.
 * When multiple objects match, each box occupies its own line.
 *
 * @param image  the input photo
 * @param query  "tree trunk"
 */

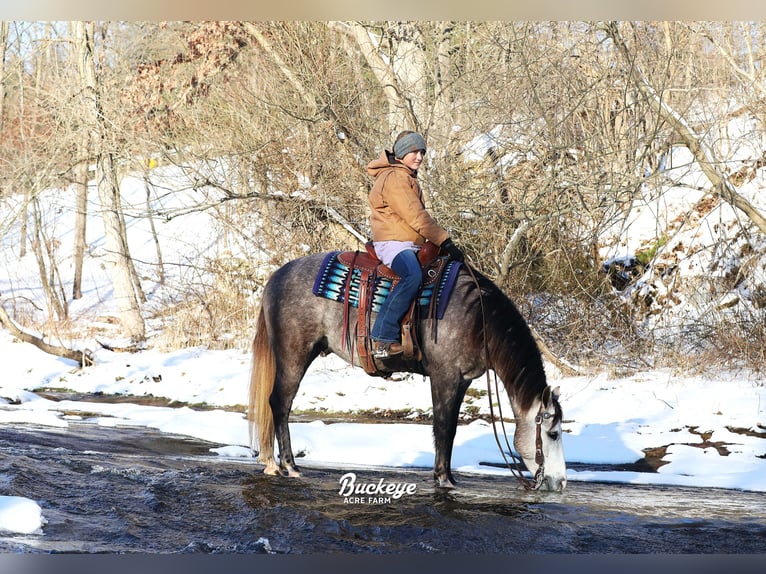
xmin=96 ymin=151 xmax=146 ymax=342
xmin=0 ymin=21 xmax=8 ymax=135
xmin=143 ymin=170 xmax=165 ymax=285
xmin=390 ymin=22 xmax=428 ymax=133
xmin=72 ymin=136 xmax=89 ymax=300
xmin=116 ymin=188 xmax=147 ymax=304
xmin=75 ymin=21 xmax=145 ymax=343
xmin=16 ymin=60 xmax=29 ymax=257
xmin=330 ymin=21 xmax=417 ymax=134
xmin=31 ymin=196 xmax=68 ymax=321
xmin=19 ymin=186 xmax=29 ymax=258
xmin=430 ymin=22 xmax=456 ymax=142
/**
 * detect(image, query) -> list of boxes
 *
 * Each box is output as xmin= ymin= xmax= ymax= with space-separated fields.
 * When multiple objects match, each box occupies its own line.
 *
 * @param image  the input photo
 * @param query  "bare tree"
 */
xmin=74 ymin=21 xmax=145 ymax=343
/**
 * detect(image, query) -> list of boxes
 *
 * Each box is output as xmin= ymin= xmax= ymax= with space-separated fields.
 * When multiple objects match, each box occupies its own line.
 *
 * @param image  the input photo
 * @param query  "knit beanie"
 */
xmin=393 ymin=132 xmax=427 ymax=159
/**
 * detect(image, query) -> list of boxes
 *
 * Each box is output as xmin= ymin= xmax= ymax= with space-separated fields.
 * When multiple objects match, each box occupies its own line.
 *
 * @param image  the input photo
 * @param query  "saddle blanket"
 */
xmin=312 ymin=251 xmax=462 ymax=320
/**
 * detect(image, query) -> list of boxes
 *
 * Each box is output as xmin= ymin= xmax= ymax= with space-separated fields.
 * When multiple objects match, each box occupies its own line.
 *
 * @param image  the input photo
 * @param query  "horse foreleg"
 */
xmin=432 ymin=419 xmax=458 ymax=488
xmin=431 ymin=379 xmax=470 ymax=488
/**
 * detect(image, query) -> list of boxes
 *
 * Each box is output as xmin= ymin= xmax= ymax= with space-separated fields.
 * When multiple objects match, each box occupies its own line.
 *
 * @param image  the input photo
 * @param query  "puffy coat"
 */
xmin=366 ymin=151 xmax=449 ymax=246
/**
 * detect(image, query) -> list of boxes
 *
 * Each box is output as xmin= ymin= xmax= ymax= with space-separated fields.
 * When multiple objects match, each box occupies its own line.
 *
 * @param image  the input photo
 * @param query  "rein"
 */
xmin=463 ymin=264 xmax=547 ymax=491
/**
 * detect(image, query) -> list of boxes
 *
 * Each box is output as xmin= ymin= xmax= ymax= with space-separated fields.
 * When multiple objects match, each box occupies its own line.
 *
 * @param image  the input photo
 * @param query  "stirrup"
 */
xmin=372 ymin=341 xmax=403 ymax=359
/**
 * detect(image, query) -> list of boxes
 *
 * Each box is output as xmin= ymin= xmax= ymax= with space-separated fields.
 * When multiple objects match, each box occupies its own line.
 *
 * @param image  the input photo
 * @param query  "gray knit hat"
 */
xmin=393 ymin=132 xmax=427 ymax=159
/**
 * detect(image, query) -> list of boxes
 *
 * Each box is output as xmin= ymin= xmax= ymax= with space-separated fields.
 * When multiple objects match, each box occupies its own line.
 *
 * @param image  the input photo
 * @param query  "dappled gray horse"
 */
xmin=248 ymin=251 xmax=566 ymax=491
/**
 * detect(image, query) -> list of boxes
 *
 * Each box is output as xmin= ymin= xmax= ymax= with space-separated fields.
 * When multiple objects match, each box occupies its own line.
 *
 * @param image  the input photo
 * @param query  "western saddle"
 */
xmin=339 ymin=240 xmax=445 ymax=375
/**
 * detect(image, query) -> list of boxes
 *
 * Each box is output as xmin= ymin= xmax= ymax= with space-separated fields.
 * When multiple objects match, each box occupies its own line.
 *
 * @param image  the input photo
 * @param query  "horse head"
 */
xmin=512 ymin=385 xmax=567 ymax=492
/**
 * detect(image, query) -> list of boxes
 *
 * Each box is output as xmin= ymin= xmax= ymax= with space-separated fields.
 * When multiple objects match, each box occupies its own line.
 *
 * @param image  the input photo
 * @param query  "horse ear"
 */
xmin=542 ymin=385 xmax=560 ymax=407
xmin=542 ymin=385 xmax=552 ymax=406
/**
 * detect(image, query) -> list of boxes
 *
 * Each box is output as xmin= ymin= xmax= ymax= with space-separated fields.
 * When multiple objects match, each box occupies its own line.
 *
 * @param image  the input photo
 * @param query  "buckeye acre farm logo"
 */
xmin=338 ymin=472 xmax=417 ymax=504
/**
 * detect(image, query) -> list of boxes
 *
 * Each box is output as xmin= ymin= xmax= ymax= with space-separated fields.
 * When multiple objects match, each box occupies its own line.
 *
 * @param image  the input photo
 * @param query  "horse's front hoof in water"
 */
xmin=282 ymin=466 xmax=302 ymax=478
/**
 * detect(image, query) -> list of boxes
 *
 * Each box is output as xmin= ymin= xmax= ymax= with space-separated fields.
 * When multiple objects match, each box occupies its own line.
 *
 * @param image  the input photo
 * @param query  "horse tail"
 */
xmin=248 ymin=304 xmax=276 ymax=466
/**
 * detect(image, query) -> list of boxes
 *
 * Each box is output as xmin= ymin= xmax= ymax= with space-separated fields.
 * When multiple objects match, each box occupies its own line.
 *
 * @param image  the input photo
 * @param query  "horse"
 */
xmin=247 ymin=251 xmax=567 ymax=491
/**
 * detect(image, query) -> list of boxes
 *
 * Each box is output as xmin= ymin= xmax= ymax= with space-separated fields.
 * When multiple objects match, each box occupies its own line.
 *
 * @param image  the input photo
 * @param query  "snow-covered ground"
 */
xmin=2 ymin=144 xmax=766 ymax=535
xmin=1 ymin=327 xmax=765 ymax=534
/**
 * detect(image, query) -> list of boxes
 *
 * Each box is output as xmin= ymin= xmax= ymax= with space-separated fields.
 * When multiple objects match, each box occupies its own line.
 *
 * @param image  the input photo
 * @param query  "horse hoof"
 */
xmin=263 ymin=463 xmax=281 ymax=476
xmin=435 ymin=477 xmax=456 ymax=489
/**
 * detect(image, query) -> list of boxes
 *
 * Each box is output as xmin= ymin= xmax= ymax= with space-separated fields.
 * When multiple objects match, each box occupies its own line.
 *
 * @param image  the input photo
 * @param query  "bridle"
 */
xmin=465 ymin=264 xmax=550 ymax=491
xmin=485 ymin=371 xmax=551 ymax=491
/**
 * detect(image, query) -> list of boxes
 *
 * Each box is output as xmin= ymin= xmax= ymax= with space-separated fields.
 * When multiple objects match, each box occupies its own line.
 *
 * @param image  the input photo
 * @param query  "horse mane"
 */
xmin=465 ymin=268 xmax=548 ymax=414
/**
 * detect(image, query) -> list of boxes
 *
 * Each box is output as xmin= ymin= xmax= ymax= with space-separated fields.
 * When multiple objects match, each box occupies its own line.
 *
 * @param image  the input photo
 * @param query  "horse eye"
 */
xmin=548 ymin=431 xmax=560 ymax=441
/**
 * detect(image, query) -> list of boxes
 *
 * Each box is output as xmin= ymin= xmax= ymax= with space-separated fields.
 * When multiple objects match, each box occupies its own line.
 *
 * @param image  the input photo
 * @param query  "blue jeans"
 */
xmin=370 ymin=249 xmax=422 ymax=343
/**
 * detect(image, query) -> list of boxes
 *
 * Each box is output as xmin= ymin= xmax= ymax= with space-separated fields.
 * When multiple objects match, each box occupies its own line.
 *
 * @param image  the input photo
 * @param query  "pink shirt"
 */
xmin=373 ymin=240 xmax=419 ymax=267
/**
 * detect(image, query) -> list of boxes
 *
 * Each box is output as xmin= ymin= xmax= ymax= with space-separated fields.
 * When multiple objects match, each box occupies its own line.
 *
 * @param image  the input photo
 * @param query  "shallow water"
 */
xmin=1 ymin=421 xmax=765 ymax=554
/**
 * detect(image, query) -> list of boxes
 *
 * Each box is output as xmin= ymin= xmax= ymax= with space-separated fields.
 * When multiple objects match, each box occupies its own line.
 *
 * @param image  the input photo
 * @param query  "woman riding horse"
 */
xmin=367 ymin=130 xmax=465 ymax=359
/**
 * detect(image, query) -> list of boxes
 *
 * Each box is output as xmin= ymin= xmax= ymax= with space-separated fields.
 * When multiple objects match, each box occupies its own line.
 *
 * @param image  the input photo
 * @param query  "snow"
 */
xmin=1 ymin=329 xmax=764 ymax=534
xmin=2 ymin=136 xmax=766 ymax=535
xmin=0 ymin=496 xmax=47 ymax=535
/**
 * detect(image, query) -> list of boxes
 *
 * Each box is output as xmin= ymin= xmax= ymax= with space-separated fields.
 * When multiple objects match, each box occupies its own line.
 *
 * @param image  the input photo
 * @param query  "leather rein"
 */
xmin=464 ymin=264 xmax=549 ymax=491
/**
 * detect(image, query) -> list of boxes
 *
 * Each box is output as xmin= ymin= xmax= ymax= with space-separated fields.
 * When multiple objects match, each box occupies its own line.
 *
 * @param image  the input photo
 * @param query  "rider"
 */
xmin=367 ymin=130 xmax=465 ymax=359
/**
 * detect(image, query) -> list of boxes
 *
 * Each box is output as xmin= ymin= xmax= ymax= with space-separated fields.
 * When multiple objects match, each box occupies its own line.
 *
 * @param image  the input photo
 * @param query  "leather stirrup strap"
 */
xmin=356 ymin=269 xmax=377 ymax=374
xmin=341 ymin=251 xmax=359 ymax=358
xmin=401 ymin=311 xmax=415 ymax=361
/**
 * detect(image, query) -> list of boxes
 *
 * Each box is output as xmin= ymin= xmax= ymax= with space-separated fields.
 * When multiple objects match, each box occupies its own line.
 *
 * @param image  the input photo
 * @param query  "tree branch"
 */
xmin=150 ymin=178 xmax=369 ymax=245
xmin=328 ymin=21 xmax=418 ymax=131
xmin=531 ymin=326 xmax=581 ymax=377
xmin=497 ymin=210 xmax=574 ymax=283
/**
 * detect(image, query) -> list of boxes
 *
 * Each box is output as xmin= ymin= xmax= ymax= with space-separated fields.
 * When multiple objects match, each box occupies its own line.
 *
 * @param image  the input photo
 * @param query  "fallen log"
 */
xmin=0 ymin=303 xmax=93 ymax=368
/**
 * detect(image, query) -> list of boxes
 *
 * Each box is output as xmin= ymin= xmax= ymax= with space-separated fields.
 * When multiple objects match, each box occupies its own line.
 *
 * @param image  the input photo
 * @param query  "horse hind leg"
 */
xmin=249 ymin=307 xmax=301 ymax=477
xmin=260 ymin=390 xmax=302 ymax=478
xmin=271 ymin=353 xmax=320 ymax=478
xmin=262 ymin=345 xmax=325 ymax=478
xmin=263 ymin=458 xmax=281 ymax=475
xmin=257 ymin=371 xmax=303 ymax=478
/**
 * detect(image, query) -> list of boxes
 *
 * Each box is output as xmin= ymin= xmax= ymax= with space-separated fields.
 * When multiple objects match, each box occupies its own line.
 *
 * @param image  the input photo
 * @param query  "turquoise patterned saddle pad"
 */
xmin=311 ymin=251 xmax=462 ymax=320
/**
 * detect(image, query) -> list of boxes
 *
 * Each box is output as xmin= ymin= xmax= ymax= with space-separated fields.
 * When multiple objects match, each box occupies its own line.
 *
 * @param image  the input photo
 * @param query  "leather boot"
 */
xmin=372 ymin=341 xmax=403 ymax=359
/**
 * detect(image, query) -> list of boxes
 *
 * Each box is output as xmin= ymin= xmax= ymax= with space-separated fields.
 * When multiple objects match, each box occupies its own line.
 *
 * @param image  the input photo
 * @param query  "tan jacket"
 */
xmin=366 ymin=151 xmax=449 ymax=246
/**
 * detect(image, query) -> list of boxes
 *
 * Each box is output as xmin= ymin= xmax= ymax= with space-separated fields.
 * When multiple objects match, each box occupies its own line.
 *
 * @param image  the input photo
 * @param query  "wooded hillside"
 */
xmin=2 ymin=21 xmax=766 ymax=371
